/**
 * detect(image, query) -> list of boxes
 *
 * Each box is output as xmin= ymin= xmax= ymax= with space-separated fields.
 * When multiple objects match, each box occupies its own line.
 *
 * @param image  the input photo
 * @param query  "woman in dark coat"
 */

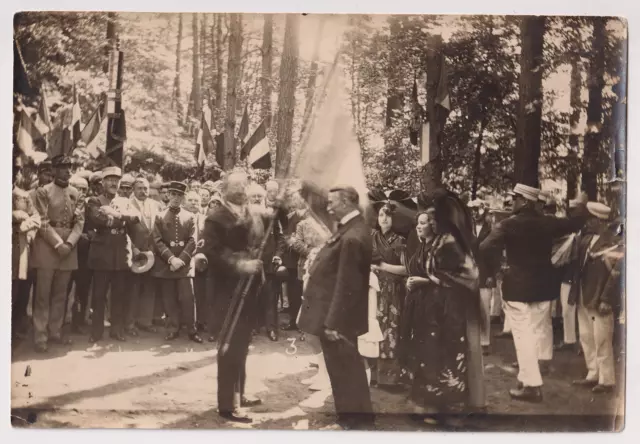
xmin=399 ymin=189 xmax=481 ymax=423
xmin=370 ymin=201 xmax=408 ymax=388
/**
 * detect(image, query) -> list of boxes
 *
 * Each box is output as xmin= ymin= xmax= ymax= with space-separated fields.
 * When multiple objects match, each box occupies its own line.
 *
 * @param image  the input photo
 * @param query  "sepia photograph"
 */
xmin=10 ymin=8 xmax=627 ymax=432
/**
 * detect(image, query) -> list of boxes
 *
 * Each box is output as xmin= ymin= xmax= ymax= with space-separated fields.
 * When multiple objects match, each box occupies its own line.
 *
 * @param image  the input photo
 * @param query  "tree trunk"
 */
xmin=261 ymin=14 xmax=273 ymax=126
xmin=471 ymin=117 xmax=488 ymax=200
xmin=385 ymin=17 xmax=404 ymax=128
xmin=224 ymin=13 xmax=243 ymax=170
xmin=421 ymin=34 xmax=447 ymax=192
xmin=582 ymin=17 xmax=607 ymax=200
xmin=189 ymin=13 xmax=202 ymax=121
xmin=209 ymin=16 xmax=217 ymax=126
xmin=514 ymin=16 xmax=546 ymax=188
xmin=274 ymin=14 xmax=300 ymax=178
xmin=566 ymin=53 xmax=582 ymax=201
xmin=215 ymin=14 xmax=224 ymax=111
xmin=174 ymin=14 xmax=182 ymax=123
xmin=201 ymin=14 xmax=208 ymax=101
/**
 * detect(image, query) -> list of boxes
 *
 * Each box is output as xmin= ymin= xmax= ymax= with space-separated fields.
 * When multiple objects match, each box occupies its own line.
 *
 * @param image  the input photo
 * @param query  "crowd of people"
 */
xmin=11 ymin=154 xmax=625 ymax=429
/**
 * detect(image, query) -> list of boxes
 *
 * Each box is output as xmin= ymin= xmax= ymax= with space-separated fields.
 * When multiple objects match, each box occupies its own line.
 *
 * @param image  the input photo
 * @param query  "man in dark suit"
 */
xmin=281 ymin=187 xmax=306 ymax=331
xmin=480 ymin=183 xmax=586 ymax=402
xmin=151 ymin=181 xmax=203 ymax=344
xmin=201 ymin=171 xmax=264 ymax=423
xmin=298 ymin=185 xmax=374 ymax=430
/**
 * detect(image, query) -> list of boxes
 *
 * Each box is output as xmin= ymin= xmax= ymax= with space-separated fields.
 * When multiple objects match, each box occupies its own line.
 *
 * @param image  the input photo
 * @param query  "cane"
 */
xmin=217 ymin=214 xmax=278 ymax=356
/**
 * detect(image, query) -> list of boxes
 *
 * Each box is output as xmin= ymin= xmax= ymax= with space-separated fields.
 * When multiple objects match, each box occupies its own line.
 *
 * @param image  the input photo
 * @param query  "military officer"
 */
xmin=151 ymin=181 xmax=203 ymax=343
xmin=86 ymin=166 xmax=140 ymax=343
xmin=31 ymin=155 xmax=84 ymax=353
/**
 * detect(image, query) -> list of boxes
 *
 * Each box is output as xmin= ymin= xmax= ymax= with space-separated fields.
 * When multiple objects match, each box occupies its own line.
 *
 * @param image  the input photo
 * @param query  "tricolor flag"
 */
xmin=195 ymin=104 xmax=215 ymax=165
xmin=421 ymin=49 xmax=451 ymax=166
xmin=16 ymin=107 xmax=43 ymax=157
xmin=82 ymin=101 xmax=107 ymax=158
xmin=214 ymin=132 xmax=225 ymax=168
xmin=34 ymin=88 xmax=52 ymax=136
xmin=295 ymin=62 xmax=369 ymax=231
xmin=237 ymin=105 xmax=249 ymax=144
xmin=240 ymin=119 xmax=271 ymax=169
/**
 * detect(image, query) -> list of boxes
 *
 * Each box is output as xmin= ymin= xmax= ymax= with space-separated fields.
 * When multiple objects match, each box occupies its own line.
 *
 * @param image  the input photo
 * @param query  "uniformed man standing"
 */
xmin=31 ymin=155 xmax=84 ymax=353
xmin=86 ymin=166 xmax=140 ymax=343
xmin=118 ymin=174 xmax=135 ymax=198
xmin=151 ymin=181 xmax=203 ymax=343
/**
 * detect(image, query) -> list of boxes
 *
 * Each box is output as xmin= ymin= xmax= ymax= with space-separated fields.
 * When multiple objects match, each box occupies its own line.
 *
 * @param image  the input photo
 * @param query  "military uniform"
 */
xmin=151 ymin=182 xmax=200 ymax=340
xmin=86 ymin=167 xmax=140 ymax=342
xmin=31 ymin=156 xmax=84 ymax=350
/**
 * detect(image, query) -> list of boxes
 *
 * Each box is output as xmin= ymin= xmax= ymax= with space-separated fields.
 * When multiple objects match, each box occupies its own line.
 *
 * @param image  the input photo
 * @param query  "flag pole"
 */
xmin=217 ymin=51 xmax=343 ymax=356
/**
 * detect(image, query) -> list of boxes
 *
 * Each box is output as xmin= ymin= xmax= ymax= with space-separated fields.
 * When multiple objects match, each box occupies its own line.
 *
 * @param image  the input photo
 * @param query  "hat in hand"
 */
xmin=586 ymin=202 xmax=612 ymax=220
xmin=131 ymin=251 xmax=155 ymax=274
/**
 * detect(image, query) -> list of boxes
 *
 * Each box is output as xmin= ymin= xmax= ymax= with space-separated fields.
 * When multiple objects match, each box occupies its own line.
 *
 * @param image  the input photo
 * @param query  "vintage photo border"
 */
xmin=2 ymin=0 xmax=638 ymax=442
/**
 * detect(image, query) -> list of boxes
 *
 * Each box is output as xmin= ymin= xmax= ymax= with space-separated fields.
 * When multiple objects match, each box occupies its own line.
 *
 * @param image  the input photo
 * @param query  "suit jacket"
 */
xmin=475 ymin=221 xmax=500 ymax=287
xmin=150 ymin=207 xmax=197 ymax=279
xmin=281 ymin=210 xmax=303 ymax=271
xmin=129 ymin=196 xmax=163 ymax=252
xmin=30 ymin=182 xmax=84 ymax=271
xmin=258 ymin=209 xmax=285 ymax=276
xmin=86 ymin=194 xmax=139 ymax=271
xmin=200 ymin=202 xmax=263 ymax=319
xmin=298 ymin=214 xmax=372 ymax=338
xmin=480 ymin=207 xmax=585 ymax=303
xmin=569 ymin=227 xmax=623 ymax=310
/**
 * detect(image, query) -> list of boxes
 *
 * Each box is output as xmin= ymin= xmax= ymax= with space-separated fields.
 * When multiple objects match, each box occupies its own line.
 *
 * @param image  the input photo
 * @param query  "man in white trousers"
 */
xmin=570 ymin=202 xmax=621 ymax=394
xmin=480 ymin=184 xmax=586 ymax=402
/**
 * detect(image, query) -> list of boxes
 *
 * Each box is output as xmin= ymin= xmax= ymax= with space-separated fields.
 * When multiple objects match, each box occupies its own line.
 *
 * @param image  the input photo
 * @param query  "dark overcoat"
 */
xmin=298 ymin=214 xmax=372 ymax=338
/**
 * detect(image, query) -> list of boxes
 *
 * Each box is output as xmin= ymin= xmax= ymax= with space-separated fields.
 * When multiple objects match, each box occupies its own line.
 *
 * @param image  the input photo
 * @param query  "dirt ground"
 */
xmin=10 ymin=318 xmax=625 ymax=432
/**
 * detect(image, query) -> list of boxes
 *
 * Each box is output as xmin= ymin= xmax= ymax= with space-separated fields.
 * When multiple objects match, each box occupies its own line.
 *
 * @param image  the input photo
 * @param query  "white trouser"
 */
xmin=504 ymin=301 xmax=552 ymax=387
xmin=502 ymin=300 xmax=512 ymax=333
xmin=560 ymin=283 xmax=577 ymax=344
xmin=491 ymin=284 xmax=503 ymax=317
xmin=577 ymin=303 xmax=615 ymax=386
xmin=535 ymin=301 xmax=554 ymax=361
xmin=480 ymin=288 xmax=492 ymax=346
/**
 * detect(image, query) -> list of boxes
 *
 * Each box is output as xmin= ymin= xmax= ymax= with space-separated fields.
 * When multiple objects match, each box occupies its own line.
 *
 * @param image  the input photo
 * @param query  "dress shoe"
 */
xmin=165 ymin=331 xmax=179 ymax=341
xmin=137 ymin=324 xmax=157 ymax=334
xmin=572 ymin=378 xmax=598 ymax=387
xmin=189 ymin=333 xmax=204 ymax=344
xmin=125 ymin=328 xmax=139 ymax=337
xmin=283 ymin=323 xmax=298 ymax=331
xmin=208 ymin=335 xmax=217 ymax=343
xmin=88 ymin=336 xmax=102 ymax=344
xmin=592 ymin=384 xmax=615 ymax=394
xmin=495 ymin=331 xmax=512 ymax=339
xmin=267 ymin=330 xmax=278 ymax=341
xmin=49 ymin=336 xmax=73 ymax=345
xmin=219 ymin=410 xmax=252 ymax=424
xmin=509 ymin=385 xmax=543 ymax=403
xmin=240 ymin=396 xmax=262 ymax=407
xmin=110 ymin=333 xmax=127 ymax=342
xmin=34 ymin=343 xmax=48 ymax=353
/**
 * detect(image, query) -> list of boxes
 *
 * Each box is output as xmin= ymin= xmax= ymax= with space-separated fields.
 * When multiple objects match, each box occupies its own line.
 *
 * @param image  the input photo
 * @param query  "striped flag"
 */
xmin=81 ymin=101 xmax=106 ymax=158
xmin=214 ymin=132 xmax=225 ymax=169
xmin=195 ymin=104 xmax=215 ymax=165
xmin=237 ymin=105 xmax=249 ymax=144
xmin=34 ymin=88 xmax=52 ymax=136
xmin=16 ymin=107 xmax=43 ymax=156
xmin=71 ymin=84 xmax=82 ymax=144
xmin=241 ymin=119 xmax=271 ymax=169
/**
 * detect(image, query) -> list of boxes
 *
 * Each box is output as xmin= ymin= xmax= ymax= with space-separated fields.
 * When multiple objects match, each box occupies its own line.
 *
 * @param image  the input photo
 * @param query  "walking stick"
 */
xmin=217 ymin=212 xmax=280 ymax=356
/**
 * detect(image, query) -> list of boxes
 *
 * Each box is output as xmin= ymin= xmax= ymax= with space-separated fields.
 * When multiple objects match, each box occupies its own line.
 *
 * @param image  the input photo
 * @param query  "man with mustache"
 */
xmin=201 ymin=171 xmax=265 ymax=423
xmin=30 ymin=155 xmax=84 ymax=353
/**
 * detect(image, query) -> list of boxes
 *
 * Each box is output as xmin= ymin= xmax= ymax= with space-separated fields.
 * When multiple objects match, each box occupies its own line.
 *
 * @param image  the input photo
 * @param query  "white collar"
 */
xmin=340 ymin=210 xmax=360 ymax=226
